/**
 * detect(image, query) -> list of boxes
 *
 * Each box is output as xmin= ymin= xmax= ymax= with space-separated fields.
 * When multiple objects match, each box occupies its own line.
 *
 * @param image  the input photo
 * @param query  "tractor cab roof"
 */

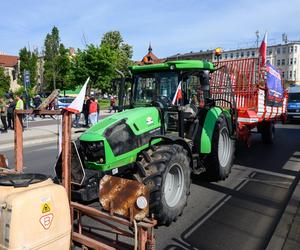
xmin=129 ymin=60 xmax=215 ymax=74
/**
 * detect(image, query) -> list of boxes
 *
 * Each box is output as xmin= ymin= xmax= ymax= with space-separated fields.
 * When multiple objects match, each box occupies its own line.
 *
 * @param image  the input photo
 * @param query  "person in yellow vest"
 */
xmin=15 ymin=95 xmax=24 ymax=110
xmin=15 ymin=95 xmax=24 ymax=129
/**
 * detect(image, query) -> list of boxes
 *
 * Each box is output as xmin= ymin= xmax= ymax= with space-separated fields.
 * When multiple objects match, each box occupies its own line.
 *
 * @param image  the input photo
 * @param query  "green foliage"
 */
xmin=44 ymin=26 xmax=71 ymax=91
xmin=0 ymin=67 xmax=10 ymax=96
xmin=69 ymin=30 xmax=133 ymax=94
xmin=19 ymin=47 xmax=38 ymax=88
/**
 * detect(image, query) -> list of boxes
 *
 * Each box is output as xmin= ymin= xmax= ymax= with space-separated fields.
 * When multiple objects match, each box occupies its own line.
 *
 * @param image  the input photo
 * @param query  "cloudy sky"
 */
xmin=1 ymin=0 xmax=299 ymax=60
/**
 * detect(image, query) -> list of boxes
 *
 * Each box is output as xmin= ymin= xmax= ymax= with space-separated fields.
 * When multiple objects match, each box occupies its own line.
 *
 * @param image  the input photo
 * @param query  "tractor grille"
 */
xmin=80 ymin=141 xmax=106 ymax=164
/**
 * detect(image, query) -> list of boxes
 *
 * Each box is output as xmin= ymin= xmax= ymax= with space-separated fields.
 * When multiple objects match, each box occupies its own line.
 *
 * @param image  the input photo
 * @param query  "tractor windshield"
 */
xmin=133 ymin=72 xmax=179 ymax=106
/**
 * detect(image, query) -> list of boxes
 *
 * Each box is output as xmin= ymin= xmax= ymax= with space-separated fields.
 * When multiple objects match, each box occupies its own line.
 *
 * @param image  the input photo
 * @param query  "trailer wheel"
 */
xmin=203 ymin=115 xmax=235 ymax=181
xmin=261 ymin=121 xmax=275 ymax=144
xmin=135 ymin=144 xmax=191 ymax=226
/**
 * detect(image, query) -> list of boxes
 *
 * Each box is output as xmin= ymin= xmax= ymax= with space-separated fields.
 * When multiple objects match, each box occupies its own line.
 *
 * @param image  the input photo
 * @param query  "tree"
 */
xmin=18 ymin=47 xmax=38 ymax=88
xmin=0 ymin=67 xmax=10 ymax=96
xmin=44 ymin=26 xmax=71 ymax=91
xmin=69 ymin=30 xmax=133 ymax=94
xmin=100 ymin=31 xmax=133 ymax=76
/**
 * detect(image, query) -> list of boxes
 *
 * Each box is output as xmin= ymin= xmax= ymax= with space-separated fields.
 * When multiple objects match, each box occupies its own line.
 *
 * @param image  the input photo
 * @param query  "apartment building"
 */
xmin=213 ymin=42 xmax=300 ymax=84
xmin=0 ymin=54 xmax=20 ymax=91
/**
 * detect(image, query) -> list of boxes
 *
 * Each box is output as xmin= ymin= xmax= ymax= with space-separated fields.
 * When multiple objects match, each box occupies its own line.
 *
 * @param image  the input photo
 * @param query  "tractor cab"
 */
xmin=128 ymin=61 xmax=215 ymax=139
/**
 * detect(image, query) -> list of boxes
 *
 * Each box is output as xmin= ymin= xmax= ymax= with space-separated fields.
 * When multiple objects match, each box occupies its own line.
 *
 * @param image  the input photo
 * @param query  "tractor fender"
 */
xmin=201 ymin=107 xmax=232 ymax=154
xmin=149 ymin=135 xmax=193 ymax=166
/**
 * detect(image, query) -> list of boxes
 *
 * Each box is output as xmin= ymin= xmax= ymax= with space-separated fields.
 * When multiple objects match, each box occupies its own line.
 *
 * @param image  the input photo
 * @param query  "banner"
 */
xmin=266 ymin=63 xmax=284 ymax=106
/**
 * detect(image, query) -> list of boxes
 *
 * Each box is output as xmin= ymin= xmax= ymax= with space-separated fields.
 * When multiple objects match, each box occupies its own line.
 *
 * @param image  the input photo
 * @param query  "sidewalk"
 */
xmin=0 ymin=110 xmax=111 ymax=150
xmin=267 ymin=174 xmax=300 ymax=250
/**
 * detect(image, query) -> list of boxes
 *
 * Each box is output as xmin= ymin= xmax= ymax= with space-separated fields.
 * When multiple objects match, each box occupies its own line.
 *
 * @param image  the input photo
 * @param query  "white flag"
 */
xmin=64 ymin=77 xmax=90 ymax=113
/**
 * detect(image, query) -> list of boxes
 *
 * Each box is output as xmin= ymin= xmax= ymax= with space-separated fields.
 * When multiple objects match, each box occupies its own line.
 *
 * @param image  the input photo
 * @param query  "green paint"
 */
xmin=86 ymin=139 xmax=161 ymax=171
xmin=80 ymin=107 xmax=161 ymax=171
xmin=130 ymin=60 xmax=215 ymax=73
xmin=200 ymin=107 xmax=223 ymax=154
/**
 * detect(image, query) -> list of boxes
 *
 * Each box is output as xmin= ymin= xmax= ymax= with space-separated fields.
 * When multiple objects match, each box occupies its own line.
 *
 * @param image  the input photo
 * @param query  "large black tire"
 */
xmin=135 ymin=144 xmax=191 ymax=226
xmin=202 ymin=115 xmax=235 ymax=181
xmin=261 ymin=121 xmax=275 ymax=144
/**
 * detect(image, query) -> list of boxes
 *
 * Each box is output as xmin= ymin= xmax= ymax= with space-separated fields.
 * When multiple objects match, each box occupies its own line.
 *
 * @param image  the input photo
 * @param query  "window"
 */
xmin=230 ymin=53 xmax=233 ymax=58
xmin=282 ymin=59 xmax=285 ymax=65
xmin=246 ymin=51 xmax=250 ymax=57
xmin=282 ymin=71 xmax=285 ymax=78
xmin=277 ymin=48 xmax=281 ymax=54
xmin=294 ymin=70 xmax=296 ymax=79
xmin=290 ymin=58 xmax=293 ymax=65
xmin=289 ymin=71 xmax=292 ymax=78
xmin=282 ymin=47 xmax=286 ymax=54
xmin=268 ymin=49 xmax=272 ymax=55
xmin=134 ymin=72 xmax=178 ymax=105
xmin=236 ymin=52 xmax=239 ymax=58
xmin=214 ymin=56 xmax=217 ymax=60
xmin=295 ymin=46 xmax=298 ymax=53
xmin=290 ymin=46 xmax=293 ymax=53
xmin=251 ymin=51 xmax=255 ymax=56
xmin=241 ymin=51 xmax=244 ymax=57
xmin=224 ymin=53 xmax=228 ymax=59
xmin=294 ymin=58 xmax=297 ymax=64
xmin=277 ymin=60 xmax=280 ymax=66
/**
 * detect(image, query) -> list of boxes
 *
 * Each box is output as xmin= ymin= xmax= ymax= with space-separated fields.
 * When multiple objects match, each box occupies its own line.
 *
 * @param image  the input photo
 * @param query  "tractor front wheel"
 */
xmin=135 ymin=144 xmax=191 ymax=226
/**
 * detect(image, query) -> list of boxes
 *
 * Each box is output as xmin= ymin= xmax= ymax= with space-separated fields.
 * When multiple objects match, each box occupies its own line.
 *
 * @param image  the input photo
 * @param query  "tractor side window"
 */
xmin=186 ymin=75 xmax=202 ymax=106
xmin=133 ymin=72 xmax=178 ymax=106
xmin=135 ymin=74 xmax=156 ymax=104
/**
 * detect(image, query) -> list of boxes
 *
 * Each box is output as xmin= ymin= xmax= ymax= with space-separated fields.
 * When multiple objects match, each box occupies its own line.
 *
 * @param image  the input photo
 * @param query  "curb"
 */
xmin=267 ymin=177 xmax=300 ymax=249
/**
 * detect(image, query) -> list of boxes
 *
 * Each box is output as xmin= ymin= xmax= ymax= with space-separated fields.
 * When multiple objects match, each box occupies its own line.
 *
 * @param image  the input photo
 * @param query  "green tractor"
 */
xmin=64 ymin=60 xmax=235 ymax=225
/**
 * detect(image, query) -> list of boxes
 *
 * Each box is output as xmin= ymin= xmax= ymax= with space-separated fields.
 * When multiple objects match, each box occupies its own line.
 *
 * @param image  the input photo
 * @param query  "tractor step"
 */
xmin=192 ymin=154 xmax=206 ymax=175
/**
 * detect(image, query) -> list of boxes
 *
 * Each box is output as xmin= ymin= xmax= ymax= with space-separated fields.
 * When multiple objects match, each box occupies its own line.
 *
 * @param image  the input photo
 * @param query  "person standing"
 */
xmin=109 ymin=96 xmax=116 ymax=113
xmin=95 ymin=99 xmax=100 ymax=122
xmin=82 ymin=96 xmax=90 ymax=127
xmin=6 ymin=98 xmax=15 ymax=130
xmin=0 ymin=98 xmax=8 ymax=133
xmin=15 ymin=95 xmax=24 ymax=129
xmin=89 ymin=97 xmax=98 ymax=126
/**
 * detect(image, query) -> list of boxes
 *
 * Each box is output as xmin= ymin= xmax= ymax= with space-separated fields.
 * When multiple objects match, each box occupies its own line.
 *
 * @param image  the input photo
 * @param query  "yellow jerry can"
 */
xmin=0 ymin=174 xmax=71 ymax=250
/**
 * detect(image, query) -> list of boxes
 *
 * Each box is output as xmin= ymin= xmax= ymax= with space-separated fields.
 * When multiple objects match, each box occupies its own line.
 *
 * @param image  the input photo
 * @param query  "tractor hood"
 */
xmin=79 ymin=107 xmax=162 ymax=171
xmin=80 ymin=107 xmax=161 ymax=142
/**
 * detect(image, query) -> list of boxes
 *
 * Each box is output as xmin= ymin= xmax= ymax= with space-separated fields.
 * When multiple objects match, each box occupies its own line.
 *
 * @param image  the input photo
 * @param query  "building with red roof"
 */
xmin=0 ymin=54 xmax=20 ymax=91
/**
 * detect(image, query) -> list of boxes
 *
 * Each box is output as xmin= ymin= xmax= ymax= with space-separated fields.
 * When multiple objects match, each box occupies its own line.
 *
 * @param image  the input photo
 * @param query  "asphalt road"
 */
xmin=1 ymin=123 xmax=300 ymax=250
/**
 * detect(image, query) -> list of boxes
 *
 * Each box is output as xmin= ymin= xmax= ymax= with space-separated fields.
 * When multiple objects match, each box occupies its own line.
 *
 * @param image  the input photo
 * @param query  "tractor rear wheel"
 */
xmin=135 ymin=144 xmax=191 ymax=226
xmin=203 ymin=115 xmax=235 ymax=181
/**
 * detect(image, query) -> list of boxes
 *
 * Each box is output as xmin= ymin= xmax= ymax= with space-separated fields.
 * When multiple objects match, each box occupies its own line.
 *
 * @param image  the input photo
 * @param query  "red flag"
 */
xmin=172 ymin=81 xmax=182 ymax=105
xmin=259 ymin=32 xmax=267 ymax=67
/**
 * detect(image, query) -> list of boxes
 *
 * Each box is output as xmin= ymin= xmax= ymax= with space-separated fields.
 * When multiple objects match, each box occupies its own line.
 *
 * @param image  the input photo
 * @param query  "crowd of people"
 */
xmin=0 ymin=94 xmax=106 ymax=133
xmin=73 ymin=95 xmax=101 ymax=128
xmin=0 ymin=95 xmax=26 ymax=133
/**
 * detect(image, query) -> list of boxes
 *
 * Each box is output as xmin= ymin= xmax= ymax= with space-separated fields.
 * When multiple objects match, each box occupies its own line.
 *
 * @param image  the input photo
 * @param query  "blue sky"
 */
xmin=1 ymin=0 xmax=299 ymax=60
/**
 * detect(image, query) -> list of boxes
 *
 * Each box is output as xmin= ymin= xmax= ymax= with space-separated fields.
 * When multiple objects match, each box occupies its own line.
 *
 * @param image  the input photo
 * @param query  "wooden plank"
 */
xmin=37 ymin=89 xmax=60 ymax=110
xmin=14 ymin=113 xmax=23 ymax=172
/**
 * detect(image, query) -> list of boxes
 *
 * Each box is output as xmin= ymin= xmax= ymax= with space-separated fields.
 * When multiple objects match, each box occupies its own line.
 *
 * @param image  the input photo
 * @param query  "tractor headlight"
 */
xmin=80 ymin=140 xmax=106 ymax=164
